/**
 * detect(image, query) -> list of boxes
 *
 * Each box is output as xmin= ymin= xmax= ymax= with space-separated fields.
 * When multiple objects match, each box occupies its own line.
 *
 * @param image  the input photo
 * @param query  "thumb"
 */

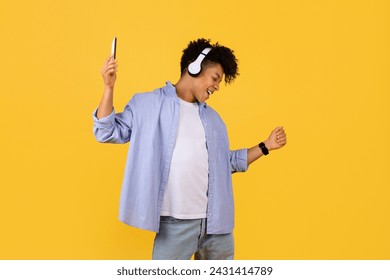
xmin=273 ymin=126 xmax=283 ymax=132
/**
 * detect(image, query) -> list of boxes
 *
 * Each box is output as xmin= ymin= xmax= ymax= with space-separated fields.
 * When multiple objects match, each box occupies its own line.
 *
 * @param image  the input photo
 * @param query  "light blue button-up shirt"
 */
xmin=93 ymin=81 xmax=248 ymax=234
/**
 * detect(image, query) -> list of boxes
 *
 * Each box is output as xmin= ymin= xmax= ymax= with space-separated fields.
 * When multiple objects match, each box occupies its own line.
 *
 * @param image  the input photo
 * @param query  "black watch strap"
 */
xmin=259 ymin=142 xmax=269 ymax=155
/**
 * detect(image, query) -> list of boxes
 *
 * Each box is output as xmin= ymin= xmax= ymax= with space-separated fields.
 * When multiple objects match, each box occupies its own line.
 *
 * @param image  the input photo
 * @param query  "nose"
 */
xmin=214 ymin=84 xmax=219 ymax=91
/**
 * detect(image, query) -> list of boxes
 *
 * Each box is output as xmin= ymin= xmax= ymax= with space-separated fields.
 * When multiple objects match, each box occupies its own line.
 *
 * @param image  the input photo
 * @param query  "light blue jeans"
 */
xmin=152 ymin=216 xmax=234 ymax=260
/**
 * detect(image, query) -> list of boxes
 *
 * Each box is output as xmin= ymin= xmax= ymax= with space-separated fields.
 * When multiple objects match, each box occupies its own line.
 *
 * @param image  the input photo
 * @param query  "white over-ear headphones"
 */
xmin=188 ymin=47 xmax=212 ymax=77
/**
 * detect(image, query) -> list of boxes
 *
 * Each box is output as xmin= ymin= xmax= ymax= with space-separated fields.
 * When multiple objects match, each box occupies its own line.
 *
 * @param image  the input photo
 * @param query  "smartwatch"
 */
xmin=259 ymin=142 xmax=269 ymax=155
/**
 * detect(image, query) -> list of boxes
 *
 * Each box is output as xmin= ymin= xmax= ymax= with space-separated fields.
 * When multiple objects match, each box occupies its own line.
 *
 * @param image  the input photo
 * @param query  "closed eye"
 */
xmin=215 ymin=73 xmax=222 ymax=83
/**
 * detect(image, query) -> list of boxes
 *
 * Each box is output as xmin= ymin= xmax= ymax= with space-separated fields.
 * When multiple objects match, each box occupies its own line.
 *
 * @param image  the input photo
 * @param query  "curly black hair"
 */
xmin=180 ymin=38 xmax=239 ymax=84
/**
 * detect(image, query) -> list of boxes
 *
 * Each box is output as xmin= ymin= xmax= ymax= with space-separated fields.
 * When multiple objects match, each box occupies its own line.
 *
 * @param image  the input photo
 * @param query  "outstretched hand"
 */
xmin=264 ymin=126 xmax=287 ymax=151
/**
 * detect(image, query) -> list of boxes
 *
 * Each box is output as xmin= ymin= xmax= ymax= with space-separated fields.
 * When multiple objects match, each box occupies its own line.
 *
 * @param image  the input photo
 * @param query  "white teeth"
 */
xmin=207 ymin=89 xmax=212 ymax=95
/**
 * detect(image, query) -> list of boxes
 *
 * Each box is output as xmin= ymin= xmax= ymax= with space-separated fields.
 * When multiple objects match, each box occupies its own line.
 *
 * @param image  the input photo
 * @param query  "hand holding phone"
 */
xmin=102 ymin=37 xmax=118 ymax=81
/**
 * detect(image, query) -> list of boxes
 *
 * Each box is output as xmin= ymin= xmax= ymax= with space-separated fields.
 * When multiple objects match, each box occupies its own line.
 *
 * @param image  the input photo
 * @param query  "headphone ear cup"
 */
xmin=187 ymin=47 xmax=212 ymax=77
xmin=188 ymin=61 xmax=201 ymax=76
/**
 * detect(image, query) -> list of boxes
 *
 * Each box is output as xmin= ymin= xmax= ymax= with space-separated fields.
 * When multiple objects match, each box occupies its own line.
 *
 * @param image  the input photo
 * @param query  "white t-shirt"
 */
xmin=160 ymin=98 xmax=209 ymax=219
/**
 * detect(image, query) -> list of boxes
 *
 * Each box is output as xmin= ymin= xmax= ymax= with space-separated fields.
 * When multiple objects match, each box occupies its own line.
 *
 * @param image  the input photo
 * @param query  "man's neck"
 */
xmin=175 ymin=76 xmax=196 ymax=103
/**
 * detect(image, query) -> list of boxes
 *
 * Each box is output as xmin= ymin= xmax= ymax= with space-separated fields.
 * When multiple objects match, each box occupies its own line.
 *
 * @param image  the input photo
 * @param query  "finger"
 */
xmin=102 ymin=68 xmax=117 ymax=78
xmin=105 ymin=57 xmax=117 ymax=68
xmin=104 ymin=56 xmax=114 ymax=66
xmin=104 ymin=64 xmax=118 ymax=73
xmin=102 ymin=62 xmax=114 ymax=73
xmin=276 ymin=132 xmax=286 ymax=139
xmin=276 ymin=128 xmax=285 ymax=136
xmin=277 ymin=133 xmax=286 ymax=140
xmin=106 ymin=68 xmax=118 ymax=75
xmin=107 ymin=62 xmax=118 ymax=70
xmin=107 ymin=63 xmax=118 ymax=70
xmin=107 ymin=58 xmax=117 ymax=64
xmin=277 ymin=140 xmax=286 ymax=147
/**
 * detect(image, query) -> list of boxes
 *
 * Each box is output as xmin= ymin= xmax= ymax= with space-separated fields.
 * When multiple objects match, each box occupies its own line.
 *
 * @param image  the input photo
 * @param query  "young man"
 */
xmin=93 ymin=38 xmax=287 ymax=260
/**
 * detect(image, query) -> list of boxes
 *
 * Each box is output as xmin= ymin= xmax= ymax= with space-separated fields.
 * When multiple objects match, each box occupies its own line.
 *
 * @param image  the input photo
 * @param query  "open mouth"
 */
xmin=207 ymin=89 xmax=213 ymax=95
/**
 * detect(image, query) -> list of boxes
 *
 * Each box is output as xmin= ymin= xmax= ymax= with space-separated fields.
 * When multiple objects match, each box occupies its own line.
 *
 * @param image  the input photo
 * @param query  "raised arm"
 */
xmin=93 ymin=56 xmax=133 ymax=144
xmin=97 ymin=56 xmax=118 ymax=119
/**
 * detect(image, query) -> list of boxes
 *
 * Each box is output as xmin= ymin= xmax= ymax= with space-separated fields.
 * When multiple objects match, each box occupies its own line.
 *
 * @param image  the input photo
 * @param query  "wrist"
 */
xmin=263 ymin=139 xmax=273 ymax=151
xmin=103 ymin=85 xmax=114 ymax=94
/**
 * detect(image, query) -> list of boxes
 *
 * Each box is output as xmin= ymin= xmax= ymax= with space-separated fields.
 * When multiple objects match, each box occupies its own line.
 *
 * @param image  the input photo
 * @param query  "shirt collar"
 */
xmin=165 ymin=81 xmax=179 ymax=103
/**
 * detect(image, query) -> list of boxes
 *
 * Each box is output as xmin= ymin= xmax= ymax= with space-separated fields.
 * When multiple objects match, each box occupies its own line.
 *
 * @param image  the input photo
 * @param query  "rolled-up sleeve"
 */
xmin=92 ymin=100 xmax=135 ymax=144
xmin=229 ymin=148 xmax=248 ymax=173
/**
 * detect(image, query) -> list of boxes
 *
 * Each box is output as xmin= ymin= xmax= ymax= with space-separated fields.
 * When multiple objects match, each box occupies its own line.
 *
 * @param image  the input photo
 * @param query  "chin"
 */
xmin=196 ymin=95 xmax=207 ymax=103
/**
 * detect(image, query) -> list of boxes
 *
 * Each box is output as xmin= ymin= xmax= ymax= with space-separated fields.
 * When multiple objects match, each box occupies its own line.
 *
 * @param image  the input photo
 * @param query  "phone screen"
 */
xmin=111 ymin=37 xmax=117 ymax=59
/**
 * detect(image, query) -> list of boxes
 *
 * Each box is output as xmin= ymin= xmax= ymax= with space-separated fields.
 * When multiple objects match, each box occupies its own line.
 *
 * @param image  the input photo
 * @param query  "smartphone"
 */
xmin=111 ymin=37 xmax=117 ymax=59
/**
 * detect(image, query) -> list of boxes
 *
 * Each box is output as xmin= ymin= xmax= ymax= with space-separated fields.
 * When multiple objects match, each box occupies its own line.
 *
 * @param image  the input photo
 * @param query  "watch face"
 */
xmin=259 ymin=142 xmax=269 ymax=155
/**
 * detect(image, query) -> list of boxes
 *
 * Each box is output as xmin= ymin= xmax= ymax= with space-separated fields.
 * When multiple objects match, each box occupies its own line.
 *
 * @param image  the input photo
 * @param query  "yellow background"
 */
xmin=0 ymin=0 xmax=389 ymax=259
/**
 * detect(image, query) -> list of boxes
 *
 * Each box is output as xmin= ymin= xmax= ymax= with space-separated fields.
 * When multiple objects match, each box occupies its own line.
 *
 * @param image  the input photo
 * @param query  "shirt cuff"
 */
xmin=231 ymin=148 xmax=248 ymax=172
xmin=92 ymin=108 xmax=116 ymax=129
